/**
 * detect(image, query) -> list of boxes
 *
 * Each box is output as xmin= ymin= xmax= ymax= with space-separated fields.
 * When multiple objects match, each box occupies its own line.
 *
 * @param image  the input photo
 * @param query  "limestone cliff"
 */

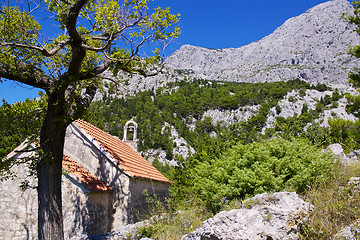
xmin=166 ymin=0 xmax=359 ymax=86
xmin=99 ymin=0 xmax=360 ymax=97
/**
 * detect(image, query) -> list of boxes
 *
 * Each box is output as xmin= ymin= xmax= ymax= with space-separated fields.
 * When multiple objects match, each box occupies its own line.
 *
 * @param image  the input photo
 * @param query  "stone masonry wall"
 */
xmin=0 ymin=149 xmax=112 ymax=240
xmin=62 ymin=175 xmax=113 ymax=239
xmin=64 ymin=123 xmax=131 ymax=228
xmin=128 ymin=178 xmax=170 ymax=223
xmin=0 ymin=151 xmax=38 ymax=240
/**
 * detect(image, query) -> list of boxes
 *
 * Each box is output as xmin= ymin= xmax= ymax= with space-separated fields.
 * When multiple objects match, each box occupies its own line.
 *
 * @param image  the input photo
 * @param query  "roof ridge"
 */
xmin=74 ymin=119 xmax=171 ymax=183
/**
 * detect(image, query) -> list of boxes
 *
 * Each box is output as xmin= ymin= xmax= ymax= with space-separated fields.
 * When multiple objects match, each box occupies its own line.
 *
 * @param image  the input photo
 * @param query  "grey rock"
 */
xmin=182 ymin=192 xmax=312 ymax=240
xmin=202 ymin=105 xmax=260 ymax=127
xmin=141 ymin=122 xmax=195 ymax=164
xmin=326 ymin=144 xmax=360 ymax=165
xmin=335 ymin=219 xmax=360 ymax=239
xmin=328 ymin=143 xmax=346 ymax=158
xmin=347 ymin=177 xmax=360 ymax=192
xmin=347 ymin=150 xmax=360 ymax=160
xmin=98 ymin=0 xmax=359 ymax=99
xmin=86 ymin=220 xmax=150 ymax=240
xmin=167 ymin=0 xmax=359 ymax=87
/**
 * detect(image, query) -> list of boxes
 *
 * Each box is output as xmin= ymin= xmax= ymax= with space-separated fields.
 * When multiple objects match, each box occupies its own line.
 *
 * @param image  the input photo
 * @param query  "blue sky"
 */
xmin=0 ymin=0 xmax=352 ymax=104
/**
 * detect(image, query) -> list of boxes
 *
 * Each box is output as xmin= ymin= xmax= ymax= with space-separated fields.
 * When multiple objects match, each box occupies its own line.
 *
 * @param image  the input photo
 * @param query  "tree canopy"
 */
xmin=0 ymin=0 xmax=179 ymax=239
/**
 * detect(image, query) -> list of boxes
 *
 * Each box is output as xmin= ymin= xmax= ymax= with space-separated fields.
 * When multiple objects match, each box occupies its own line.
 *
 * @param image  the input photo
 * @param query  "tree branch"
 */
xmin=71 ymin=84 xmax=97 ymax=120
xmin=65 ymin=0 xmax=88 ymax=76
xmin=81 ymin=32 xmax=114 ymax=52
xmin=27 ymin=0 xmax=42 ymax=14
xmin=0 ymin=38 xmax=70 ymax=57
xmin=78 ymin=47 xmax=112 ymax=80
xmin=0 ymin=61 xmax=53 ymax=90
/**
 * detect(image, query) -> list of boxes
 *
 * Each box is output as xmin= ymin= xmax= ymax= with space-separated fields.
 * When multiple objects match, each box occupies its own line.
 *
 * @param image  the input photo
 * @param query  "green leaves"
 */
xmin=0 ymin=6 xmax=42 ymax=67
xmin=0 ymin=6 xmax=41 ymax=44
xmin=191 ymin=138 xmax=336 ymax=213
xmin=1 ymin=0 xmax=180 ymax=90
xmin=148 ymin=7 xmax=180 ymax=39
xmin=0 ymin=96 xmax=47 ymax=179
xmin=94 ymin=0 xmax=121 ymax=32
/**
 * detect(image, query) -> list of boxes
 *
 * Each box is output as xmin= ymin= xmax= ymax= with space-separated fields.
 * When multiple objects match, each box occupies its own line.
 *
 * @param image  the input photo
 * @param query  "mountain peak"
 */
xmin=166 ymin=0 xmax=359 ymax=86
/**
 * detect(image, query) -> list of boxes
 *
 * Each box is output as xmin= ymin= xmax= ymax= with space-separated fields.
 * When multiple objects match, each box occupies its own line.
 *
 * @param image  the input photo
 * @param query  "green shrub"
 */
xmin=191 ymin=138 xmax=336 ymax=212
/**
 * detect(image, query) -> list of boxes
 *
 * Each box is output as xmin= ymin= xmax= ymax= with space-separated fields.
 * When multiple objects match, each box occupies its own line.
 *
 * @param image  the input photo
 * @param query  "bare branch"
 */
xmin=27 ymin=0 xmax=42 ymax=14
xmin=0 ymin=38 xmax=70 ymax=57
xmin=81 ymin=32 xmax=114 ymax=52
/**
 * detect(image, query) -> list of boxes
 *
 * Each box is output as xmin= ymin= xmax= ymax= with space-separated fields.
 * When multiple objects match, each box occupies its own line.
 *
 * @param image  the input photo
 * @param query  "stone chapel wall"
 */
xmin=0 ymin=152 xmax=112 ymax=239
xmin=128 ymin=178 xmax=170 ymax=223
xmin=64 ymin=123 xmax=131 ymax=227
xmin=0 ymin=151 xmax=38 ymax=240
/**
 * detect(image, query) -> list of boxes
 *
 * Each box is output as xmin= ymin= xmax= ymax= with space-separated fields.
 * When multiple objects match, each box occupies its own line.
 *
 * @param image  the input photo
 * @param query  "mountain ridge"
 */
xmin=99 ymin=0 xmax=360 ymax=100
xmin=164 ymin=0 xmax=359 ymax=86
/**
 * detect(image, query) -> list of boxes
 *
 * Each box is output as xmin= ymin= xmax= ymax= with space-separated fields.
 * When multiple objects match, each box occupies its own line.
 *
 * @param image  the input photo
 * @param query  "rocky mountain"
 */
xmin=166 ymin=0 xmax=359 ymax=86
xmin=94 ymin=0 xmax=360 ymax=164
xmin=102 ymin=0 xmax=360 ymax=98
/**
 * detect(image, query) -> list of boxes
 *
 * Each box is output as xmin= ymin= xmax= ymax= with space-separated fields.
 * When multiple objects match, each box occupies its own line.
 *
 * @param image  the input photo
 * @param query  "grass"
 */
xmin=135 ymin=162 xmax=360 ymax=240
xmin=135 ymin=199 xmax=212 ymax=240
xmin=300 ymin=162 xmax=360 ymax=239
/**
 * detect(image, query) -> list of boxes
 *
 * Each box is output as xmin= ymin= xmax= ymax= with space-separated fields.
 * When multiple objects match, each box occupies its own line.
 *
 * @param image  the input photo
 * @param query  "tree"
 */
xmin=0 ymin=0 xmax=179 ymax=239
xmin=0 ymin=98 xmax=46 ymax=179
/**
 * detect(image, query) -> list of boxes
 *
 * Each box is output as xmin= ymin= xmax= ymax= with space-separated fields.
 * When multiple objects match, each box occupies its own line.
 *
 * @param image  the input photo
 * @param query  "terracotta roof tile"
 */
xmin=62 ymin=155 xmax=112 ymax=192
xmin=75 ymin=119 xmax=170 ymax=183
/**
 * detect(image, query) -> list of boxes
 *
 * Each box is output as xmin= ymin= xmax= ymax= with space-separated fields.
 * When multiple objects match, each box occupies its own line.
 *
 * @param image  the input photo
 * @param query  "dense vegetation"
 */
xmin=0 ymin=97 xmax=46 ymax=180
xmin=86 ymin=78 xmax=329 ymax=159
xmin=85 ymin=78 xmax=360 ymax=239
xmin=191 ymin=138 xmax=336 ymax=212
xmin=2 ymin=78 xmax=360 ymax=239
xmin=84 ymin=78 xmax=359 ymax=203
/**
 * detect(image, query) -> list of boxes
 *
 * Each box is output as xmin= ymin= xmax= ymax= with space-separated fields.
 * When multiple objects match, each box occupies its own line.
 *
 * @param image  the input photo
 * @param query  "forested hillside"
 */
xmin=82 ymin=77 xmax=360 ymax=238
xmin=84 ymin=76 xmax=359 ymax=180
xmin=87 ymin=79 xmax=311 ymax=157
xmin=85 ymin=77 xmax=358 ymax=160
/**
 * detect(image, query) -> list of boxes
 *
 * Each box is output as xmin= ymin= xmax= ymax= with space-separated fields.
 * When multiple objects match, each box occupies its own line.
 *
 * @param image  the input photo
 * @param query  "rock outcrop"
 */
xmin=202 ymin=105 xmax=260 ymax=127
xmin=141 ymin=122 xmax=195 ymax=165
xmin=326 ymin=143 xmax=360 ymax=165
xmin=262 ymin=89 xmax=358 ymax=133
xmin=182 ymin=192 xmax=312 ymax=240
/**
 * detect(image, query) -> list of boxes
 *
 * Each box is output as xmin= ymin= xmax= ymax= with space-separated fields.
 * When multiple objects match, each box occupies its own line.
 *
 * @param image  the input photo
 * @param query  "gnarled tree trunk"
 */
xmin=38 ymin=92 xmax=68 ymax=240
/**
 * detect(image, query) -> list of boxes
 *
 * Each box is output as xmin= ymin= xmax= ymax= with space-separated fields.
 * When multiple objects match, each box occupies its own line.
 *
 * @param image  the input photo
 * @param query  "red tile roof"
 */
xmin=62 ymin=155 xmax=112 ymax=192
xmin=75 ymin=119 xmax=170 ymax=183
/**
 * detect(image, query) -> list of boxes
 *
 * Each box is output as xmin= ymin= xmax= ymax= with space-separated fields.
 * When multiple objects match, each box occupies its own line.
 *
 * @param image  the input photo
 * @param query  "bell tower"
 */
xmin=122 ymin=120 xmax=139 ymax=152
